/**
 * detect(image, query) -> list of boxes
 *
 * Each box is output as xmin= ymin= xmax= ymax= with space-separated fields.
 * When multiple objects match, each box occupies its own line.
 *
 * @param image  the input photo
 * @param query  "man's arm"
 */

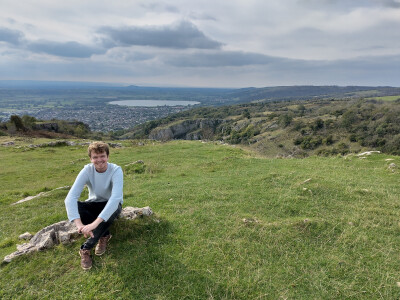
xmin=98 ymin=167 xmax=123 ymax=222
xmin=65 ymin=168 xmax=88 ymax=223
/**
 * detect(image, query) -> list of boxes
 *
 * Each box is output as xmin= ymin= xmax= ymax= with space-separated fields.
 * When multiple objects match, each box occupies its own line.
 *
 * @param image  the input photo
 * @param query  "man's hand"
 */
xmin=74 ymin=218 xmax=85 ymax=234
xmin=81 ymin=223 xmax=97 ymax=238
xmin=75 ymin=217 xmax=104 ymax=238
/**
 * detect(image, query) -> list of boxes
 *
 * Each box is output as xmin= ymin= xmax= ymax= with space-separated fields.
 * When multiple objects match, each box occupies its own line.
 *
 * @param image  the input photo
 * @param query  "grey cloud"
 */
xmin=188 ymin=12 xmax=217 ymax=21
xmin=299 ymin=0 xmax=400 ymax=10
xmin=165 ymin=51 xmax=284 ymax=67
xmin=382 ymin=0 xmax=400 ymax=8
xmin=0 ymin=27 xmax=24 ymax=45
xmin=98 ymin=20 xmax=222 ymax=49
xmin=140 ymin=2 xmax=179 ymax=13
xmin=27 ymin=40 xmax=105 ymax=58
xmin=107 ymin=49 xmax=155 ymax=62
xmin=269 ymin=21 xmax=400 ymax=56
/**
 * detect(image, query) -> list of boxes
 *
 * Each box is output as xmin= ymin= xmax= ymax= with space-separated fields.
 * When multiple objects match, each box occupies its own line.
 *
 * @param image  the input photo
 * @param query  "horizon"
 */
xmin=0 ymin=79 xmax=399 ymax=90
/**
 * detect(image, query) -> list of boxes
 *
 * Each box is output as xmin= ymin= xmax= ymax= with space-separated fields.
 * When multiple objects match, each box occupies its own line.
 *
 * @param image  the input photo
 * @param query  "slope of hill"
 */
xmin=0 ymin=138 xmax=399 ymax=299
xmin=226 ymin=85 xmax=400 ymax=102
xmin=124 ymin=97 xmax=400 ymax=157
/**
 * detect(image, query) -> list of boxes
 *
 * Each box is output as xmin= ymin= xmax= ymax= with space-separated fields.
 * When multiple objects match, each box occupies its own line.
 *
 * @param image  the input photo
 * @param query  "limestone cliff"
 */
xmin=149 ymin=119 xmax=224 ymax=141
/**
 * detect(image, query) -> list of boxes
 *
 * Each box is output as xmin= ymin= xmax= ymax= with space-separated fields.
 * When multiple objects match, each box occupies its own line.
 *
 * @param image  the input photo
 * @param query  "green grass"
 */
xmin=1 ymin=139 xmax=400 ymax=299
xmin=366 ymin=95 xmax=400 ymax=102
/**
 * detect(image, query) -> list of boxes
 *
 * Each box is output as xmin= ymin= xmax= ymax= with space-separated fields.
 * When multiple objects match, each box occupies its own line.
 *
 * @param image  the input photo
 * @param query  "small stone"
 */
xmin=242 ymin=218 xmax=259 ymax=224
xmin=124 ymin=160 xmax=144 ymax=167
xmin=357 ymin=151 xmax=380 ymax=156
xmin=19 ymin=232 xmax=33 ymax=240
xmin=397 ymin=282 xmax=400 ymax=288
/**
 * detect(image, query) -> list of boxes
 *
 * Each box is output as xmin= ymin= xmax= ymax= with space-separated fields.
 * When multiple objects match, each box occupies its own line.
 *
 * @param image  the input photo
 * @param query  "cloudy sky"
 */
xmin=0 ymin=0 xmax=400 ymax=87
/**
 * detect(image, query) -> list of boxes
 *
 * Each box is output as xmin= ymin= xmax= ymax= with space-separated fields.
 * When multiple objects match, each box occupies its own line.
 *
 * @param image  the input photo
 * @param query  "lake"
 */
xmin=108 ymin=100 xmax=200 ymax=107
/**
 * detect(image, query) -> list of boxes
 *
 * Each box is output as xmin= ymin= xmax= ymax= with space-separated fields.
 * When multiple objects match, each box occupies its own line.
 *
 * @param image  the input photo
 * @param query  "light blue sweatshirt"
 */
xmin=65 ymin=162 xmax=123 ymax=222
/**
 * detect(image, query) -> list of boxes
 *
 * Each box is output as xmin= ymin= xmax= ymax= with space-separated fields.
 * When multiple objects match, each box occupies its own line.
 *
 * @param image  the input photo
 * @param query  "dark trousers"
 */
xmin=78 ymin=201 xmax=122 ymax=250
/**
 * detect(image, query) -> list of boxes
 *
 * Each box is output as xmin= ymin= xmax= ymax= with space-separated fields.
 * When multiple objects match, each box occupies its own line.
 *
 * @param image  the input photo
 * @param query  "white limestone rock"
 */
xmin=3 ymin=206 xmax=153 ymax=263
xmin=18 ymin=232 xmax=33 ymax=240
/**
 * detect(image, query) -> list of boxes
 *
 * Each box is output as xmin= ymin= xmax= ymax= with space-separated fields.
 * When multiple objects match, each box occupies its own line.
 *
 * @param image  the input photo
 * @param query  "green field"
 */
xmin=1 ymin=137 xmax=400 ymax=299
xmin=366 ymin=95 xmax=400 ymax=102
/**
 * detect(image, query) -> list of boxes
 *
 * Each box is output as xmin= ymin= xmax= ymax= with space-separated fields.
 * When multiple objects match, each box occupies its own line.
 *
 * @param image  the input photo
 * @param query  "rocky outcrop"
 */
xmin=149 ymin=119 xmax=224 ymax=141
xmin=3 ymin=206 xmax=153 ymax=263
xmin=33 ymin=123 xmax=59 ymax=132
xmin=388 ymin=163 xmax=397 ymax=172
xmin=120 ymin=206 xmax=153 ymax=219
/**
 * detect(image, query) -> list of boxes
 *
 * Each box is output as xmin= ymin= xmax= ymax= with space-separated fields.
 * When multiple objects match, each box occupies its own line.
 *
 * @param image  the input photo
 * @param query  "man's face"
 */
xmin=90 ymin=151 xmax=109 ymax=172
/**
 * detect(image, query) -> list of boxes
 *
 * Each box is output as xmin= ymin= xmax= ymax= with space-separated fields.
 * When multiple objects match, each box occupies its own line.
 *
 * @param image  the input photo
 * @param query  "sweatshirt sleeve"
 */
xmin=98 ymin=166 xmax=123 ymax=222
xmin=64 ymin=167 xmax=88 ymax=221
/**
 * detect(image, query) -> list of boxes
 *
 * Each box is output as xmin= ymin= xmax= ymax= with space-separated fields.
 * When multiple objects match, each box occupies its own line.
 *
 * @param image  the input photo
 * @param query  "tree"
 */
xmin=242 ymin=109 xmax=251 ymax=119
xmin=21 ymin=115 xmax=37 ymax=129
xmin=10 ymin=115 xmax=25 ymax=131
xmin=278 ymin=113 xmax=293 ymax=128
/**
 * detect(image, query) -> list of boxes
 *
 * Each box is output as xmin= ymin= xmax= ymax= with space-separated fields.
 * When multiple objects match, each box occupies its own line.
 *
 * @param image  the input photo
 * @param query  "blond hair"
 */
xmin=88 ymin=141 xmax=109 ymax=158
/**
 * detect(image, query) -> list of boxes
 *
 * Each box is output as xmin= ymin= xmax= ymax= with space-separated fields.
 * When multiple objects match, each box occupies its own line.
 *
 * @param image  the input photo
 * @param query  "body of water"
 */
xmin=108 ymin=100 xmax=200 ymax=107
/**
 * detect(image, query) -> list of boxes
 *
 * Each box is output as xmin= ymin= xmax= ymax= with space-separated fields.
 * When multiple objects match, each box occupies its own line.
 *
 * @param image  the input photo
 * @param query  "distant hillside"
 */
xmin=225 ymin=85 xmax=400 ymax=103
xmin=116 ymin=85 xmax=400 ymax=106
xmin=124 ymin=97 xmax=400 ymax=157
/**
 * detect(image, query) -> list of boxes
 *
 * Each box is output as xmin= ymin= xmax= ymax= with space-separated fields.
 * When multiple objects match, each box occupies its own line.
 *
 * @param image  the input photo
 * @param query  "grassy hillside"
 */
xmin=1 ymin=137 xmax=400 ymax=299
xmin=126 ymin=98 xmax=400 ymax=158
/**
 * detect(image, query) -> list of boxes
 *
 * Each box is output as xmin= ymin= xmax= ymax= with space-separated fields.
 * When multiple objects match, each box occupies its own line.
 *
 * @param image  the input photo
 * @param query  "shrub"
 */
xmin=311 ymin=118 xmax=324 ymax=132
xmin=337 ymin=143 xmax=350 ymax=155
xmin=278 ymin=113 xmax=293 ymax=128
xmin=21 ymin=115 xmax=37 ymax=129
xmin=292 ymin=120 xmax=305 ymax=131
xmin=341 ymin=110 xmax=358 ymax=128
xmin=324 ymin=135 xmax=334 ymax=145
xmin=125 ymin=162 xmax=146 ymax=174
xmin=294 ymin=136 xmax=303 ymax=145
xmin=299 ymin=136 xmax=322 ymax=150
xmin=10 ymin=115 xmax=25 ymax=131
xmin=349 ymin=134 xmax=358 ymax=142
xmin=242 ymin=109 xmax=251 ymax=119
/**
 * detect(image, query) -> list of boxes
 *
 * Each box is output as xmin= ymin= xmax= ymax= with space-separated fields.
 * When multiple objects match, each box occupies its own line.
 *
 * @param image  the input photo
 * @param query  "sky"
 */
xmin=0 ymin=0 xmax=400 ymax=88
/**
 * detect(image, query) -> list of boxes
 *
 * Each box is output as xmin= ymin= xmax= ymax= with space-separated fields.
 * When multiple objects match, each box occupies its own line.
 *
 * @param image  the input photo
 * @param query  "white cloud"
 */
xmin=0 ymin=0 xmax=399 ymax=87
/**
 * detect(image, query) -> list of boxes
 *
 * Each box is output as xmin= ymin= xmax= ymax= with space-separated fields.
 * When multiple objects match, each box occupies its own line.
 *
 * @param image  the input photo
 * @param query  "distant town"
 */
xmin=14 ymin=104 xmax=191 ymax=132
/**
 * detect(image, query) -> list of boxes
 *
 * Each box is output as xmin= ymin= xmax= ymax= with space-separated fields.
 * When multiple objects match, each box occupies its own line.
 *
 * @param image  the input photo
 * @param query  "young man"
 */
xmin=65 ymin=141 xmax=123 ymax=270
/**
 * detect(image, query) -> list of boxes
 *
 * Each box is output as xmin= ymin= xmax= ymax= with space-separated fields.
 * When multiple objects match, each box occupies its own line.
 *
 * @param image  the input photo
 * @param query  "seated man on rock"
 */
xmin=65 ymin=141 xmax=123 ymax=270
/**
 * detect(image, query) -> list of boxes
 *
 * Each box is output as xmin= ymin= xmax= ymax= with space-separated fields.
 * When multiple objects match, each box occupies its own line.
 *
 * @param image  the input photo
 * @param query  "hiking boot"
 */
xmin=79 ymin=249 xmax=92 ymax=270
xmin=95 ymin=234 xmax=112 ymax=256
